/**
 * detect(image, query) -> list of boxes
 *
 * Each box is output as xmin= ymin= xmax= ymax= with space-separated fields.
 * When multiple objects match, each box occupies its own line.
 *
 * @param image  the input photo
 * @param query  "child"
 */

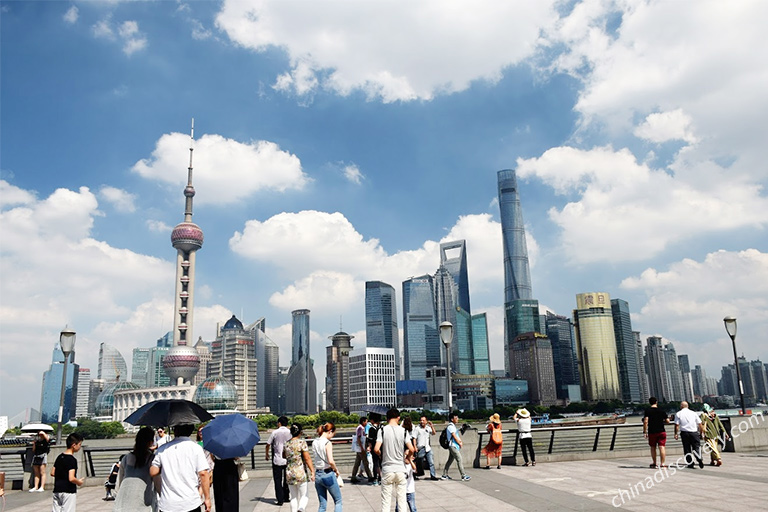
xmin=395 ymin=455 xmax=417 ymax=512
xmin=103 ymin=457 xmax=121 ymax=501
xmin=51 ymin=433 xmax=85 ymax=512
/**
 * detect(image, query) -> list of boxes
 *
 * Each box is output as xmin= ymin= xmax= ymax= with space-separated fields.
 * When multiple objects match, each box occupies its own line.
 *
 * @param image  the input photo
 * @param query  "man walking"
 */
xmin=351 ymin=417 xmax=373 ymax=484
xmin=643 ymin=397 xmax=670 ymax=468
xmin=674 ymin=401 xmax=704 ymax=469
xmin=412 ymin=416 xmax=438 ymax=480
xmin=700 ymin=404 xmax=729 ymax=466
xmin=51 ymin=432 xmax=85 ymax=512
xmin=375 ymin=408 xmax=412 ymax=512
xmin=265 ymin=416 xmax=292 ymax=506
xmin=441 ymin=411 xmax=470 ymax=481
xmin=150 ymin=424 xmax=211 ymax=512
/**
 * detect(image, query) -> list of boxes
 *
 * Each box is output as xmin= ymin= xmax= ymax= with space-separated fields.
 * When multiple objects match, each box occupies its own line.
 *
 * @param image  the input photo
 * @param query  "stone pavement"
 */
xmin=4 ymin=451 xmax=767 ymax=511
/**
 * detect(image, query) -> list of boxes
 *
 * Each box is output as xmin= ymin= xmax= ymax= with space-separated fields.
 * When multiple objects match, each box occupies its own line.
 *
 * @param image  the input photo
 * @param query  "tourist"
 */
xmin=350 ymin=417 xmax=372 ymax=484
xmin=395 ymin=454 xmax=417 ymax=512
xmin=441 ymin=411 xmax=470 ymax=481
xmin=151 ymin=428 xmax=168 ymax=452
xmin=375 ymin=408 xmax=412 ymax=511
xmin=367 ymin=414 xmax=383 ymax=486
xmin=312 ymin=422 xmax=342 ymax=512
xmin=113 ymin=427 xmax=157 ymax=511
xmin=700 ymin=404 xmax=729 ymax=466
xmin=283 ymin=423 xmax=315 ymax=512
xmin=482 ymin=413 xmax=504 ymax=469
xmin=674 ymin=401 xmax=704 ymax=469
xmin=643 ymin=397 xmax=670 ymax=469
xmin=31 ymin=430 xmax=50 ymax=492
xmin=412 ymin=416 xmax=438 ymax=480
xmin=266 ymin=416 xmax=292 ymax=506
xmin=149 ymin=424 xmax=211 ymax=512
xmin=51 ymin=432 xmax=85 ymax=512
xmin=212 ymin=456 xmax=238 ymax=512
xmin=514 ymin=408 xmax=535 ymax=467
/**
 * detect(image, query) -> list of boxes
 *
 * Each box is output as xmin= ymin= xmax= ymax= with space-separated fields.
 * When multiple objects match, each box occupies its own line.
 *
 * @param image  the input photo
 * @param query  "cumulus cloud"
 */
xmin=92 ymin=17 xmax=147 ymax=55
xmin=342 ymin=164 xmax=364 ymax=185
xmin=634 ymin=109 xmax=698 ymax=144
xmin=99 ymin=186 xmax=137 ymax=213
xmin=215 ymin=0 xmax=558 ymax=103
xmin=132 ymin=132 xmax=309 ymax=205
xmin=0 ymin=180 xmax=36 ymax=208
xmin=269 ymin=271 xmax=363 ymax=315
xmin=63 ymin=6 xmax=78 ymax=24
xmin=517 ymin=146 xmax=768 ymax=263
xmin=146 ymin=219 xmax=172 ymax=233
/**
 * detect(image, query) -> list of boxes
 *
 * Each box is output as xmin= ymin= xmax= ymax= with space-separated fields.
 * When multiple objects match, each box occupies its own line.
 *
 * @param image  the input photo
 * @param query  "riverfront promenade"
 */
xmin=4 ymin=451 xmax=767 ymax=511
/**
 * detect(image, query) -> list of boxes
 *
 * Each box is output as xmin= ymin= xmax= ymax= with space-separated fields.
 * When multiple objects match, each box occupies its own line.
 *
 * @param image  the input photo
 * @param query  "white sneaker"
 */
xmin=29 ymin=488 xmax=36 ymax=493
xmin=37 ymin=488 xmax=45 ymax=492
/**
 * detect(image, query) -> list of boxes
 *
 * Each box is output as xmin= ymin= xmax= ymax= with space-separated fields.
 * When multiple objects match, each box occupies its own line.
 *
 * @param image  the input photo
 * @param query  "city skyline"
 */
xmin=2 ymin=1 xmax=768 ymax=416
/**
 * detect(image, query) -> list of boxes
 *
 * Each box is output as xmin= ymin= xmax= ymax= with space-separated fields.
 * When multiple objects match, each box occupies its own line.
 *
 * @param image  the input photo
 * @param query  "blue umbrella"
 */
xmin=202 ymin=414 xmax=260 ymax=459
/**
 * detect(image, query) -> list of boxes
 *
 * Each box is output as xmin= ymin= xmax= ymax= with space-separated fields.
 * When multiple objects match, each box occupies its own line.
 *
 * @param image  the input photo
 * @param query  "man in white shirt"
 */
xmin=412 ymin=416 xmax=438 ymax=480
xmin=265 ymin=416 xmax=292 ymax=506
xmin=674 ymin=401 xmax=705 ymax=469
xmin=441 ymin=411 xmax=470 ymax=481
xmin=351 ymin=417 xmax=373 ymax=484
xmin=150 ymin=424 xmax=211 ymax=512
xmin=375 ymin=408 xmax=412 ymax=512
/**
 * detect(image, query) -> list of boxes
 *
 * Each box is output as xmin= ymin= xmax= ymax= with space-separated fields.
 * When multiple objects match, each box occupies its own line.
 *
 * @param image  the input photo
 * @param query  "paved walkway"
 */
xmin=4 ymin=452 xmax=767 ymax=511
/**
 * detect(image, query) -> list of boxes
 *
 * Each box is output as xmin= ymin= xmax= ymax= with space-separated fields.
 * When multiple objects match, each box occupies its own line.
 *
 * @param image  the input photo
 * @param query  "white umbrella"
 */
xmin=20 ymin=423 xmax=54 ymax=433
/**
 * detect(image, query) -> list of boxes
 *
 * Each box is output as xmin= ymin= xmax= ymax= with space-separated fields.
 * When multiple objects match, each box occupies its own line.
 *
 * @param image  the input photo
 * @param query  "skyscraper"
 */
xmin=285 ymin=309 xmax=317 ymax=414
xmin=97 ymin=343 xmax=128 ymax=382
xmin=253 ymin=318 xmax=280 ymax=412
xmin=610 ymin=299 xmax=643 ymax=403
xmin=691 ymin=364 xmax=708 ymax=399
xmin=75 ymin=367 xmax=90 ymax=419
xmin=164 ymin=121 xmax=203 ymax=385
xmin=471 ymin=313 xmax=491 ymax=375
xmin=645 ymin=336 xmax=672 ymax=401
xmin=662 ymin=342 xmax=685 ymax=401
xmin=40 ymin=343 xmax=79 ymax=423
xmin=434 ymin=265 xmax=458 ymax=349
xmin=193 ymin=336 xmax=212 ymax=387
xmin=509 ymin=332 xmax=557 ymax=406
xmin=147 ymin=347 xmax=170 ymax=387
xmin=440 ymin=240 xmax=471 ymax=313
xmin=402 ymin=275 xmax=440 ymax=381
xmin=131 ymin=348 xmax=150 ymax=388
xmin=326 ymin=330 xmax=354 ymax=413
xmin=208 ymin=315 xmax=258 ymax=411
xmin=545 ymin=312 xmax=580 ymax=400
xmin=573 ymin=292 xmax=621 ymax=401
xmin=634 ymin=331 xmax=650 ymax=402
xmin=678 ymin=354 xmax=694 ymax=402
xmin=349 ymin=347 xmax=396 ymax=415
xmin=365 ymin=281 xmax=400 ymax=378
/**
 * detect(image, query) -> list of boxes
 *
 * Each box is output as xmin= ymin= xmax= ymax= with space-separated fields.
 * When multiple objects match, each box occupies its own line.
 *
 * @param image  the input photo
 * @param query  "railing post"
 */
xmin=251 ymin=446 xmax=256 ymax=470
xmin=592 ymin=428 xmax=601 ymax=451
xmin=548 ymin=430 xmax=555 ymax=454
xmin=609 ymin=427 xmax=618 ymax=451
xmin=87 ymin=449 xmax=96 ymax=478
xmin=512 ymin=432 xmax=519 ymax=466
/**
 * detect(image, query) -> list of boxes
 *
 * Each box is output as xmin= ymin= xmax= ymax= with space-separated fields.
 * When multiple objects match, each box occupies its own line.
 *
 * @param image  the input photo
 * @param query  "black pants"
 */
xmin=680 ymin=431 xmax=703 ymax=467
xmin=213 ymin=458 xmax=239 ymax=512
xmin=371 ymin=451 xmax=382 ymax=482
xmin=520 ymin=437 xmax=535 ymax=463
xmin=272 ymin=463 xmax=289 ymax=504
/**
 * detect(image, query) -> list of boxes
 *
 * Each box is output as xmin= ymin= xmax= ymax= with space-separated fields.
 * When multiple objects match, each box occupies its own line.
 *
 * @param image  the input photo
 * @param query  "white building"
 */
xmin=349 ymin=347 xmax=396 ymax=415
xmin=75 ymin=367 xmax=91 ymax=418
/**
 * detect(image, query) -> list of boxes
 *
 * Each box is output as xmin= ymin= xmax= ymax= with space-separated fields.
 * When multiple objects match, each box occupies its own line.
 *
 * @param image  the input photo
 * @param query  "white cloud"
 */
xmin=93 ymin=18 xmax=114 ymax=39
xmin=269 ymin=271 xmax=363 ymax=315
xmin=91 ymin=17 xmax=147 ymax=55
xmin=342 ymin=164 xmax=364 ymax=185
xmin=634 ymin=109 xmax=698 ymax=144
xmin=118 ymin=21 xmax=139 ymax=38
xmin=146 ymin=219 xmax=172 ymax=233
xmin=0 ymin=180 xmax=36 ymax=208
xmin=123 ymin=37 xmax=148 ymax=56
xmin=132 ymin=132 xmax=309 ymax=204
xmin=216 ymin=0 xmax=558 ymax=103
xmin=517 ymin=146 xmax=768 ymax=263
xmin=99 ymin=186 xmax=137 ymax=213
xmin=63 ymin=6 xmax=78 ymax=24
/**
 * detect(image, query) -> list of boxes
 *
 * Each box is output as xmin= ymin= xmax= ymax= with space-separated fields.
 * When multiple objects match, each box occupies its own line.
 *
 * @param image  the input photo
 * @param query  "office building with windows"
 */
xmin=253 ymin=318 xmax=280 ymax=412
xmin=349 ymin=347 xmax=396 ymax=415
xmin=209 ymin=315 xmax=257 ymax=412
xmin=365 ymin=281 xmax=401 ymax=379
xmin=75 ymin=367 xmax=91 ymax=418
xmin=40 ymin=343 xmax=79 ymax=423
xmin=573 ymin=292 xmax=621 ymax=401
xmin=509 ymin=332 xmax=557 ymax=406
xmin=326 ymin=330 xmax=354 ymax=413
xmin=545 ymin=312 xmax=580 ymax=400
xmin=611 ymin=299 xmax=643 ymax=403
xmin=402 ymin=275 xmax=440 ymax=381
xmin=285 ymin=309 xmax=317 ymax=414
xmin=98 ymin=343 xmax=128 ymax=382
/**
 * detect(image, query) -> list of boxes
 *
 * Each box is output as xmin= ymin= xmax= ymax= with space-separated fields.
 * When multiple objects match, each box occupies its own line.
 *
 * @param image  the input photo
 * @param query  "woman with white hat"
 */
xmin=482 ymin=413 xmax=504 ymax=469
xmin=513 ymin=409 xmax=535 ymax=466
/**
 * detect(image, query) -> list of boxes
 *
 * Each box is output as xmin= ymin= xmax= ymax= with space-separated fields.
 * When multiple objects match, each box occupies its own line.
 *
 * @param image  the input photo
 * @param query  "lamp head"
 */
xmin=59 ymin=328 xmax=76 ymax=355
xmin=439 ymin=321 xmax=453 ymax=346
xmin=723 ymin=316 xmax=737 ymax=339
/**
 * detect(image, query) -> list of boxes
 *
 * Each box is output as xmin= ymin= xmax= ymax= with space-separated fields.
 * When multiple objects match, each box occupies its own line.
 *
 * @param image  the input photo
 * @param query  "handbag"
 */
xmin=237 ymin=462 xmax=249 ymax=481
xmin=336 ymin=474 xmax=344 ymax=487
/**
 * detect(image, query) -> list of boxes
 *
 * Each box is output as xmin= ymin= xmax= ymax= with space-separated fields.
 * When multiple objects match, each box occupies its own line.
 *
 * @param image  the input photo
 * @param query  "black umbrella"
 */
xmin=123 ymin=399 xmax=213 ymax=427
xmin=361 ymin=404 xmax=390 ymax=416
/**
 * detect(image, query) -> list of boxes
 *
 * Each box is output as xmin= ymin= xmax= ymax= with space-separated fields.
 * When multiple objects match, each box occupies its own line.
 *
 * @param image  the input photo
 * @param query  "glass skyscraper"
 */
xmin=131 ymin=348 xmax=150 ymax=388
xmin=545 ymin=312 xmax=580 ymax=399
xmin=286 ymin=309 xmax=316 ymax=414
xmin=471 ymin=313 xmax=491 ymax=375
xmin=402 ymin=275 xmax=440 ymax=381
xmin=40 ymin=344 xmax=79 ymax=423
xmin=610 ymin=299 xmax=643 ymax=403
xmin=365 ymin=281 xmax=400 ymax=378
xmin=440 ymin=240 xmax=471 ymax=313
xmin=98 ymin=343 xmax=128 ymax=382
xmin=573 ymin=292 xmax=621 ymax=401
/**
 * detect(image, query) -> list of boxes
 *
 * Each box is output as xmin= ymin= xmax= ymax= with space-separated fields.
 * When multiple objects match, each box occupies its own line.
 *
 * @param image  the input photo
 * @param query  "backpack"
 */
xmin=439 ymin=427 xmax=450 ymax=449
xmin=491 ymin=426 xmax=503 ymax=444
xmin=366 ymin=424 xmax=380 ymax=449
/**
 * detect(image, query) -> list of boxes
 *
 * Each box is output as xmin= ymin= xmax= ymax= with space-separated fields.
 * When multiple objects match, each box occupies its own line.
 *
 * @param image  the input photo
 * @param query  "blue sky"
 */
xmin=2 ymin=0 xmax=767 ymax=417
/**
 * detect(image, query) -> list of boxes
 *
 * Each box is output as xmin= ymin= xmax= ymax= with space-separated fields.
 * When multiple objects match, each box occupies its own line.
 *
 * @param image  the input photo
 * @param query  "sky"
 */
xmin=2 ymin=0 xmax=767 ymax=418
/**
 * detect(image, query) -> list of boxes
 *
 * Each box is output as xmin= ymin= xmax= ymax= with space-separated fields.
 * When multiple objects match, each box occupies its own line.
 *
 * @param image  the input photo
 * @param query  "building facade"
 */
xmin=253 ymin=318 xmax=280 ymax=412
xmin=131 ymin=348 xmax=150 ymax=388
xmin=98 ymin=343 xmax=128 ymax=382
xmin=208 ymin=315 xmax=258 ymax=412
xmin=365 ymin=281 xmax=401 ymax=379
xmin=545 ymin=312 xmax=579 ymax=400
xmin=40 ymin=344 xmax=79 ymax=424
xmin=285 ymin=309 xmax=317 ymax=414
xmin=573 ymin=292 xmax=621 ymax=401
xmin=75 ymin=367 xmax=91 ymax=418
xmin=611 ymin=299 xmax=643 ymax=403
xmin=509 ymin=332 xmax=557 ymax=406
xmin=402 ymin=275 xmax=440 ymax=381
xmin=326 ymin=331 xmax=354 ymax=413
xmin=349 ymin=347 xmax=396 ymax=415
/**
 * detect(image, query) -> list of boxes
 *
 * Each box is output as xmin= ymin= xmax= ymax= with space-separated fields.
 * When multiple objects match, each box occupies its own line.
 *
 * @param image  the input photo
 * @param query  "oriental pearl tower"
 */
xmin=163 ymin=120 xmax=203 ymax=386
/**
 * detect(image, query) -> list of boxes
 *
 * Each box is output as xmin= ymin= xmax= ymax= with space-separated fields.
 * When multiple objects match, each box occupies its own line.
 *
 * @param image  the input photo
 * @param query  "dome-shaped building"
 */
xmin=222 ymin=315 xmax=244 ymax=331
xmin=194 ymin=376 xmax=238 ymax=411
xmin=94 ymin=380 xmax=142 ymax=417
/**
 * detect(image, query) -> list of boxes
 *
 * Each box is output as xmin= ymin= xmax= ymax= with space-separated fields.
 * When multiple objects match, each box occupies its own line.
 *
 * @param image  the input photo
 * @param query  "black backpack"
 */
xmin=366 ymin=423 xmax=380 ymax=449
xmin=439 ymin=427 xmax=450 ymax=449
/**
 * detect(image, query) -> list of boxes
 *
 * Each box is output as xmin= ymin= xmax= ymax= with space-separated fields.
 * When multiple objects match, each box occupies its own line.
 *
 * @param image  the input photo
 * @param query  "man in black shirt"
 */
xmin=51 ymin=432 xmax=84 ymax=512
xmin=643 ymin=397 xmax=670 ymax=469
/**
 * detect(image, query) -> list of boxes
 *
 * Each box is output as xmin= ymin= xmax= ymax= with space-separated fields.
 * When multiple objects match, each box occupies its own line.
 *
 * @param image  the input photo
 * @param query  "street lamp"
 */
xmin=56 ymin=328 xmax=76 ymax=445
xmin=439 ymin=321 xmax=454 ymax=411
xmin=723 ymin=316 xmax=747 ymax=416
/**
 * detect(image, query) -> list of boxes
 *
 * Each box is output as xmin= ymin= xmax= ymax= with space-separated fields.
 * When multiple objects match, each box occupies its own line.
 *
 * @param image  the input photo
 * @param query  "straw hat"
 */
xmin=516 ymin=408 xmax=530 ymax=418
xmin=489 ymin=413 xmax=501 ymax=424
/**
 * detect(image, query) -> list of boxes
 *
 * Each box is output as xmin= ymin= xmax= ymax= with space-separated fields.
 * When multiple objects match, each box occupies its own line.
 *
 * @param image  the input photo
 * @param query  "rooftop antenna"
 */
xmin=339 ymin=315 xmax=343 ymax=331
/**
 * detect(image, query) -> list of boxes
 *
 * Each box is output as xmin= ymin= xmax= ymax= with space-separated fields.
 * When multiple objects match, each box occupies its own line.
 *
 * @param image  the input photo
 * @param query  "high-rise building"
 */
xmin=147 ymin=347 xmax=170 ymax=387
xmin=434 ymin=265 xmax=458 ymax=352
xmin=545 ymin=312 xmax=579 ymax=400
xmin=131 ymin=348 xmax=150 ymax=388
xmin=634 ymin=331 xmax=650 ymax=402
xmin=751 ymin=360 xmax=768 ymax=401
xmin=40 ymin=344 xmax=79 ymax=424
xmin=326 ymin=330 xmax=354 ymax=413
xmin=645 ymin=336 xmax=676 ymax=402
xmin=208 ymin=315 xmax=258 ymax=411
xmin=719 ymin=364 xmax=738 ymax=397
xmin=494 ymin=378 xmax=530 ymax=406
xmin=691 ymin=364 xmax=708 ymax=398
xmin=278 ymin=366 xmax=289 ymax=414
xmin=738 ymin=357 xmax=756 ymax=401
xmin=88 ymin=379 xmax=106 ymax=416
xmin=349 ymin=347 xmax=396 ymax=415
xmin=424 ymin=366 xmax=449 ymax=410
xmin=610 ymin=299 xmax=642 ymax=403
xmin=471 ymin=313 xmax=491 ymax=375
xmin=402 ymin=276 xmax=440 ymax=381
xmin=75 ymin=367 xmax=91 ymax=419
xmin=157 ymin=331 xmax=173 ymax=348
xmin=285 ymin=309 xmax=317 ymax=414
xmin=193 ymin=337 xmax=212 ymax=387
xmin=498 ymin=169 xmax=535 ymax=376
xmin=440 ymin=240 xmax=471 ymax=313
xmin=509 ymin=332 xmax=557 ymax=405
xmin=366 ymin=281 xmax=401 ymax=378
xmin=662 ymin=342 xmax=685 ymax=401
xmin=164 ymin=121 xmax=203 ymax=385
xmin=454 ymin=307 xmax=473 ymax=374
xmin=573 ymin=292 xmax=621 ymax=401
xmin=253 ymin=318 xmax=280 ymax=412
xmin=98 ymin=343 xmax=128 ymax=382
xmin=678 ymin=354 xmax=694 ymax=402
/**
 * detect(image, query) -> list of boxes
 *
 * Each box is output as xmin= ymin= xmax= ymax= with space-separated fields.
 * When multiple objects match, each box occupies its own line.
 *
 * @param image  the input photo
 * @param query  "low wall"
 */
xmin=728 ymin=412 xmax=768 ymax=451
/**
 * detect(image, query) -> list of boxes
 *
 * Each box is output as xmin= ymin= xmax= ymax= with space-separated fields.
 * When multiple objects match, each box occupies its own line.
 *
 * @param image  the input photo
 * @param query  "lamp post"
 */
xmin=56 ymin=328 xmax=76 ymax=445
xmin=723 ymin=316 xmax=747 ymax=416
xmin=439 ymin=321 xmax=454 ymax=412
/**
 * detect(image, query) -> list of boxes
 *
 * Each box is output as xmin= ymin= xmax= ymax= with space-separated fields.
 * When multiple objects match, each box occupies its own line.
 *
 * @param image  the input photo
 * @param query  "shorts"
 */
xmin=648 ymin=432 xmax=667 ymax=447
xmin=33 ymin=454 xmax=47 ymax=465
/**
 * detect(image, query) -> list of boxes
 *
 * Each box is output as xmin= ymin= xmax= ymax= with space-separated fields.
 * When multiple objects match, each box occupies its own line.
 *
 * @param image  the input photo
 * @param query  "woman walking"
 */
xmin=482 ymin=413 xmax=504 ymax=469
xmin=514 ymin=408 xmax=535 ymax=466
xmin=30 ymin=431 xmax=50 ymax=492
xmin=312 ymin=422 xmax=342 ymax=512
xmin=212 ymin=456 xmax=239 ymax=512
xmin=283 ymin=423 xmax=315 ymax=512
xmin=113 ymin=427 xmax=158 ymax=511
